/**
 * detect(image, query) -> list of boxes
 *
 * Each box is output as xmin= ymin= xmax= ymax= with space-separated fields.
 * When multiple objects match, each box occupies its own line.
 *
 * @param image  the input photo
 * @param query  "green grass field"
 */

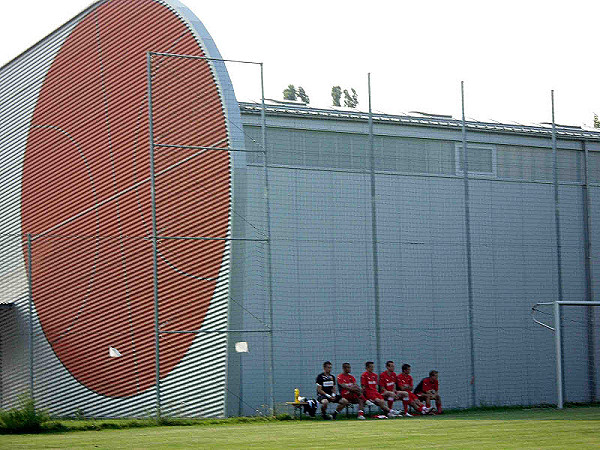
xmin=1 ymin=406 xmax=599 ymax=449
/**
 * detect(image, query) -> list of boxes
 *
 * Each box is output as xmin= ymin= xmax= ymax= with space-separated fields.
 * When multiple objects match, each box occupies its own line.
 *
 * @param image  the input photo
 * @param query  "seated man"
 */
xmin=397 ymin=363 xmax=431 ymax=416
xmin=379 ymin=361 xmax=403 ymax=414
xmin=316 ymin=361 xmax=346 ymax=420
xmin=361 ymin=361 xmax=396 ymax=418
xmin=337 ymin=362 xmax=366 ymax=420
xmin=415 ymin=370 xmax=443 ymax=414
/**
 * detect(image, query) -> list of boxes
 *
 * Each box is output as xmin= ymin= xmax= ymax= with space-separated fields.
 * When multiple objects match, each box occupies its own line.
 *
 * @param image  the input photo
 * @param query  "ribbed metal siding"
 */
xmin=0 ymin=0 xmax=240 ymax=418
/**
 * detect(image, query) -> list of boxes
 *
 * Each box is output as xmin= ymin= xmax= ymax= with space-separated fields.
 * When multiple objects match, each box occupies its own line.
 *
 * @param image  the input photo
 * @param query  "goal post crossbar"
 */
xmin=532 ymin=301 xmax=600 ymax=331
xmin=531 ymin=300 xmax=600 ymax=409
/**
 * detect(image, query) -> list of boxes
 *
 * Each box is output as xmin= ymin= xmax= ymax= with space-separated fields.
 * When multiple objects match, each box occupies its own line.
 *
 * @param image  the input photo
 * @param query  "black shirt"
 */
xmin=316 ymin=372 xmax=336 ymax=395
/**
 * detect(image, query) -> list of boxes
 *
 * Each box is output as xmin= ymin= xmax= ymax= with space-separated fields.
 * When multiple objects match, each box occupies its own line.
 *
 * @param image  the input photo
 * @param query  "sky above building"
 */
xmin=1 ymin=0 xmax=598 ymax=128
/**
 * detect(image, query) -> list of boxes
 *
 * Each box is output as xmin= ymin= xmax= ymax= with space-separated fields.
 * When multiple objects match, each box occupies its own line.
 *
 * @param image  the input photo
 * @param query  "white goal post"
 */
xmin=532 ymin=301 xmax=600 ymax=409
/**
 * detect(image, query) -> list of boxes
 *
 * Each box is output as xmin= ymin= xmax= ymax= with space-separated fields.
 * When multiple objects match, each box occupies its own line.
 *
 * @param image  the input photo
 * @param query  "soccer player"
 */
xmin=397 ymin=363 xmax=431 ymax=416
xmin=379 ymin=361 xmax=403 ymax=414
xmin=337 ymin=362 xmax=366 ymax=420
xmin=316 ymin=361 xmax=345 ymax=419
xmin=361 ymin=361 xmax=396 ymax=418
xmin=415 ymin=370 xmax=443 ymax=414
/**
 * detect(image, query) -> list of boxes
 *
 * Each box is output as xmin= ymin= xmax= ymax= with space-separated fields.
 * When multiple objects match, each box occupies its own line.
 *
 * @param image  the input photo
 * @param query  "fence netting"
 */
xmin=1 ymin=53 xmax=599 ymax=418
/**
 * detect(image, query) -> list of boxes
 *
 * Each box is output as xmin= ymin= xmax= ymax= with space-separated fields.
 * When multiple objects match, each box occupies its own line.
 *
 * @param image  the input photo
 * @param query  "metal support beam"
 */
xmin=581 ymin=140 xmax=597 ymax=402
xmin=26 ymin=233 xmax=34 ymax=398
xmin=554 ymin=301 xmax=563 ymax=409
xmin=368 ymin=73 xmax=382 ymax=371
xmin=551 ymin=91 xmax=565 ymax=405
xmin=261 ymin=63 xmax=276 ymax=416
xmin=147 ymin=52 xmax=161 ymax=418
xmin=551 ymin=91 xmax=564 ymax=305
xmin=461 ymin=81 xmax=476 ymax=407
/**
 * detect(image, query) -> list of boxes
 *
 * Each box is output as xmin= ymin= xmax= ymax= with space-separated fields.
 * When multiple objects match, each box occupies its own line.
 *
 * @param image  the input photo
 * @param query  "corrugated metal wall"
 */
xmin=0 ymin=0 xmax=243 ymax=418
xmin=235 ymin=111 xmax=600 ymax=413
xmin=2 ymin=0 xmax=599 ymax=419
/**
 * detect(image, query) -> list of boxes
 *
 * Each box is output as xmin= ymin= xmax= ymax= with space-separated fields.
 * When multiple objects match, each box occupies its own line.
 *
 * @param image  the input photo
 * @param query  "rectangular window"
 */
xmin=455 ymin=143 xmax=496 ymax=176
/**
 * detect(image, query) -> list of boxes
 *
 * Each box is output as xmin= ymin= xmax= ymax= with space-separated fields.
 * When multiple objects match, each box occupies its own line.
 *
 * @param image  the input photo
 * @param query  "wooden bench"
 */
xmin=285 ymin=401 xmax=309 ymax=419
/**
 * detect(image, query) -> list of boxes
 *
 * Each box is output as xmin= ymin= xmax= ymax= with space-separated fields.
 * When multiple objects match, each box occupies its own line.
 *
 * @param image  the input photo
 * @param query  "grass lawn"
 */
xmin=1 ymin=406 xmax=599 ymax=449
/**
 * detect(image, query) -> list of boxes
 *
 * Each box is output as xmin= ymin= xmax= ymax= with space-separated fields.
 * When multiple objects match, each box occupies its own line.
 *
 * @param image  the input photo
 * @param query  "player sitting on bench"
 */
xmin=415 ymin=370 xmax=442 ymax=414
xmin=316 ymin=361 xmax=346 ymax=420
xmin=337 ymin=362 xmax=367 ymax=420
xmin=397 ymin=363 xmax=431 ymax=416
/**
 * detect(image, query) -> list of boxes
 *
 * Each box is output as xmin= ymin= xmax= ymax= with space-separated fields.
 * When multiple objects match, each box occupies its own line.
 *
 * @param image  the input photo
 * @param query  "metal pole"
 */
xmin=551 ymin=91 xmax=563 ymax=303
xmin=551 ymin=91 xmax=565 ymax=404
xmin=554 ymin=301 xmax=564 ymax=408
xmin=27 ymin=233 xmax=34 ymax=398
xmin=581 ymin=140 xmax=596 ymax=402
xmin=261 ymin=63 xmax=276 ymax=415
xmin=147 ymin=52 xmax=161 ymax=418
xmin=368 ymin=73 xmax=382 ymax=371
xmin=461 ymin=81 xmax=476 ymax=407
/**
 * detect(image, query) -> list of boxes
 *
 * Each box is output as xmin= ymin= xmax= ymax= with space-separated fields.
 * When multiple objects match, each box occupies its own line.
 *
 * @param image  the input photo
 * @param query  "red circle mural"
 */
xmin=21 ymin=0 xmax=231 ymax=397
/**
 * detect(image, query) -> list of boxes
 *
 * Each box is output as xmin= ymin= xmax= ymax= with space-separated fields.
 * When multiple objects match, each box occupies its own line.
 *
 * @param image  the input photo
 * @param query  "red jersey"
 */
xmin=337 ymin=373 xmax=357 ymax=396
xmin=397 ymin=373 xmax=413 ymax=391
xmin=379 ymin=371 xmax=397 ymax=392
xmin=361 ymin=371 xmax=379 ymax=394
xmin=421 ymin=377 xmax=439 ymax=392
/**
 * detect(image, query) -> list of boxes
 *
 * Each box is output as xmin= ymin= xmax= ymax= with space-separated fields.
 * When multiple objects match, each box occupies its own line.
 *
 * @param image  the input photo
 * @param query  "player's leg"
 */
xmin=411 ymin=399 xmax=429 ymax=414
xmin=396 ymin=390 xmax=410 ymax=415
xmin=332 ymin=396 xmax=347 ymax=419
xmin=433 ymin=394 xmax=442 ymax=414
xmin=357 ymin=394 xmax=366 ymax=419
xmin=382 ymin=390 xmax=395 ymax=411
xmin=319 ymin=397 xmax=330 ymax=418
xmin=419 ymin=393 xmax=432 ymax=408
xmin=374 ymin=397 xmax=391 ymax=415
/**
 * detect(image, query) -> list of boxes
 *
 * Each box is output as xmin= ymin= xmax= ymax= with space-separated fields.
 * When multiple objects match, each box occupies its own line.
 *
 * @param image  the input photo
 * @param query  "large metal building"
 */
xmin=1 ymin=0 xmax=599 ymax=418
xmin=230 ymin=101 xmax=600 ymax=415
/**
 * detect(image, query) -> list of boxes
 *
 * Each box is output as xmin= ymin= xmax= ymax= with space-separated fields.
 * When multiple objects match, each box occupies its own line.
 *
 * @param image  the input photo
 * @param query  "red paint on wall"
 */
xmin=21 ymin=0 xmax=231 ymax=397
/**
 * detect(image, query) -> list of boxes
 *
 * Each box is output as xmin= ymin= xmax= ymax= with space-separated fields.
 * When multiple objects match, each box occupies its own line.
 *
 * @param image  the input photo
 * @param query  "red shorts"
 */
xmin=364 ymin=391 xmax=383 ymax=401
xmin=342 ymin=392 xmax=366 ymax=403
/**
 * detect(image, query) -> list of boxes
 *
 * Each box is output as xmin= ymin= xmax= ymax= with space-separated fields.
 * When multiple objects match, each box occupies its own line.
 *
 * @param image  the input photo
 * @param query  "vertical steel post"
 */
xmin=551 ymin=91 xmax=564 ymax=404
xmin=27 ymin=234 xmax=34 ymax=398
xmin=554 ymin=301 xmax=564 ymax=408
xmin=261 ymin=63 xmax=276 ymax=415
xmin=551 ymin=91 xmax=563 ymax=303
xmin=368 ymin=74 xmax=382 ymax=371
xmin=582 ymin=140 xmax=596 ymax=402
xmin=147 ymin=52 xmax=161 ymax=418
xmin=461 ymin=82 xmax=476 ymax=406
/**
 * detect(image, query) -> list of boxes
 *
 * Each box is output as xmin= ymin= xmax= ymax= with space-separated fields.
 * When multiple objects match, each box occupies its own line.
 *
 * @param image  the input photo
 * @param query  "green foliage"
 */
xmin=594 ymin=113 xmax=599 ymax=128
xmin=343 ymin=88 xmax=359 ymax=108
xmin=73 ymin=408 xmax=86 ymax=420
xmin=283 ymin=85 xmax=310 ymax=103
xmin=331 ymin=86 xmax=342 ymax=106
xmin=297 ymin=86 xmax=310 ymax=104
xmin=0 ymin=394 xmax=49 ymax=433
xmin=283 ymin=84 xmax=297 ymax=101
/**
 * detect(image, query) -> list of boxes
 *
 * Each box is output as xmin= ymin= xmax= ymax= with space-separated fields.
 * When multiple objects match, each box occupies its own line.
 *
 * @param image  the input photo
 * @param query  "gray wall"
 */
xmin=231 ymin=116 xmax=600 ymax=414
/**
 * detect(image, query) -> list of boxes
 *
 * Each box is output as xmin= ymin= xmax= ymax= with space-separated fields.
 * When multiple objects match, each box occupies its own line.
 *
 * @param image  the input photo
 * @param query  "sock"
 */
xmin=387 ymin=399 xmax=394 ymax=410
xmin=437 ymin=405 xmax=442 ymax=413
xmin=402 ymin=400 xmax=409 ymax=414
xmin=358 ymin=410 xmax=364 ymax=416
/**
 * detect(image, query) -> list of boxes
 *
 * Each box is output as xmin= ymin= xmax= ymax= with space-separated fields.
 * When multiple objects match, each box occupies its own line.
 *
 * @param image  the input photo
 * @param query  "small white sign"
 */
xmin=235 ymin=341 xmax=249 ymax=353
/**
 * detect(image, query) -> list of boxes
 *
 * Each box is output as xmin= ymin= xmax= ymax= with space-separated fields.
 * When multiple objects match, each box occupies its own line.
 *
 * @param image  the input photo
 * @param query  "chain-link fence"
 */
xmin=2 ymin=109 xmax=600 ymax=417
xmin=1 ymin=3 xmax=599 ymax=417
